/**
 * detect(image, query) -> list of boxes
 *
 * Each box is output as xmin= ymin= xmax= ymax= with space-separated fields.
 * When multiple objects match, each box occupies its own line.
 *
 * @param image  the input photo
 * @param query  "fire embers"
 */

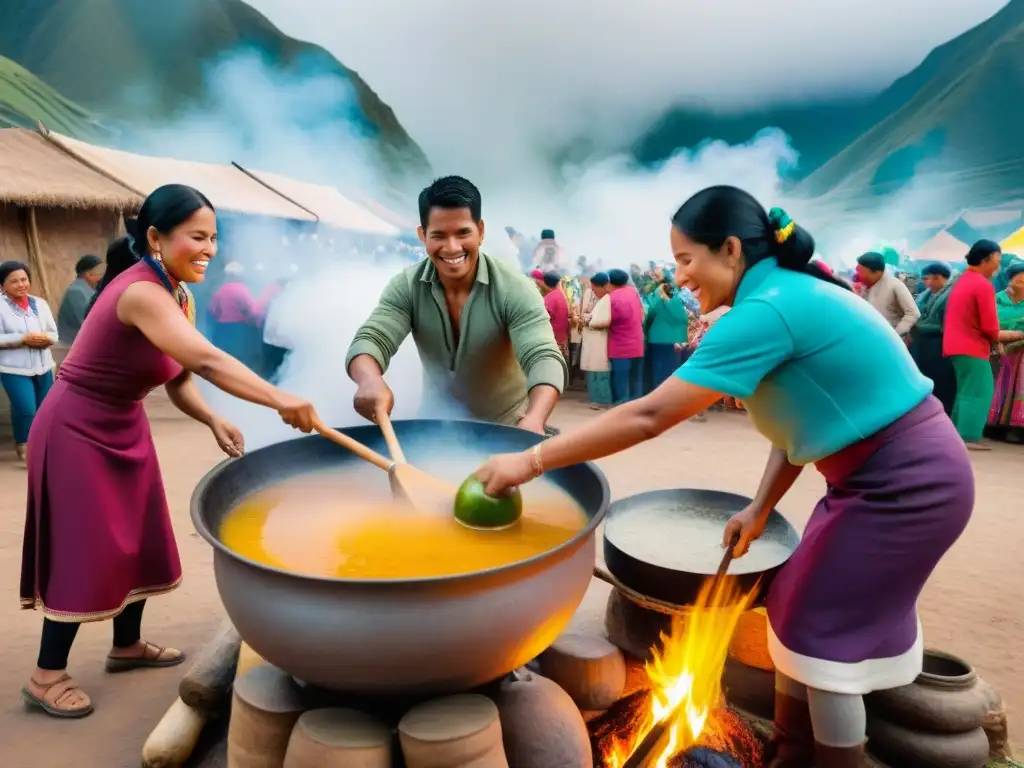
xmin=589 ymin=698 xmax=762 ymax=767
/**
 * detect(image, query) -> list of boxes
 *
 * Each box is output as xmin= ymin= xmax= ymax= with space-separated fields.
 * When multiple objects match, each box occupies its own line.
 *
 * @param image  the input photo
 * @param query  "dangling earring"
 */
xmin=154 ymin=251 xmax=163 ymax=263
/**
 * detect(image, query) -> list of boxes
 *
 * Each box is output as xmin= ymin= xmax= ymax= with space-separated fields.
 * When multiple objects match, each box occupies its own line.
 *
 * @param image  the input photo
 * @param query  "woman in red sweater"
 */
xmin=943 ymin=240 xmax=1002 ymax=448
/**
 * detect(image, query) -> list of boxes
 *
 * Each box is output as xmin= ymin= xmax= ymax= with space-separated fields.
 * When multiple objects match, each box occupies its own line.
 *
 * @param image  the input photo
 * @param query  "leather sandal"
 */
xmin=21 ymin=674 xmax=94 ymax=719
xmin=105 ymin=640 xmax=186 ymax=673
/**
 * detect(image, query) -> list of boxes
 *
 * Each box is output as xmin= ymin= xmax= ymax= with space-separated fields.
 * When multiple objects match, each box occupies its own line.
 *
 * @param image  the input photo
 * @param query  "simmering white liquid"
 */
xmin=605 ymin=504 xmax=792 ymax=575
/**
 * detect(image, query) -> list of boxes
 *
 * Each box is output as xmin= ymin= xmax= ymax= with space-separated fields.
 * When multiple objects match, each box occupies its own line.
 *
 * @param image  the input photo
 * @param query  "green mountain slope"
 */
xmin=633 ymin=98 xmax=876 ymax=181
xmin=633 ymin=1 xmax=1023 ymax=219
xmin=0 ymin=55 xmax=110 ymax=140
xmin=0 ymin=0 xmax=430 ymax=188
xmin=795 ymin=0 xmax=1024 ymax=214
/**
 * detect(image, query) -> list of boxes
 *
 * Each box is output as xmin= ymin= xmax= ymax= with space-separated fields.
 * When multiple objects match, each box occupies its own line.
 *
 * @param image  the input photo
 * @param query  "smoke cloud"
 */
xmin=248 ymin=0 xmax=1007 ymax=184
xmin=123 ymin=49 xmax=381 ymax=192
xmin=198 ymin=259 xmax=430 ymax=450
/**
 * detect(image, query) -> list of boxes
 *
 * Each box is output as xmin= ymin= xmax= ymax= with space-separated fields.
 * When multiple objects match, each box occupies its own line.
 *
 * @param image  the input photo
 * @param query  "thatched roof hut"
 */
xmin=0 ymin=129 xmax=143 ymax=211
xmin=0 ymin=128 xmax=141 ymax=310
xmin=0 ymin=128 xmax=143 ymax=420
xmin=42 ymin=129 xmax=317 ymax=222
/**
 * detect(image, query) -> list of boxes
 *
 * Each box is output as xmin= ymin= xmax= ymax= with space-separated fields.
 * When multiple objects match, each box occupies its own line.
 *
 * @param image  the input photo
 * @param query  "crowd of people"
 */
xmin=525 ymin=260 xmax=744 ymax=420
xmin=851 ymin=243 xmax=1024 ymax=447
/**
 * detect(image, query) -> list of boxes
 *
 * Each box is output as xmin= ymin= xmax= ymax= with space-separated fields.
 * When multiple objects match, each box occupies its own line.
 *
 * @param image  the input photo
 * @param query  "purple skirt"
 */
xmin=765 ymin=396 xmax=973 ymax=694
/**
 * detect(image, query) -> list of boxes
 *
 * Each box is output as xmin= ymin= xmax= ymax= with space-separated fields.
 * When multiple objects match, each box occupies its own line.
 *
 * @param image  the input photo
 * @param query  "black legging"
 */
xmin=37 ymin=600 xmax=146 ymax=671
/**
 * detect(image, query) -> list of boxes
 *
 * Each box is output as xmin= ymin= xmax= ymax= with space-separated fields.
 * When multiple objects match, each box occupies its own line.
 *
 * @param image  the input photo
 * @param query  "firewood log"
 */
xmin=283 ymin=708 xmax=393 ymax=768
xmin=228 ymin=665 xmax=306 ymax=768
xmin=179 ymin=620 xmax=242 ymax=715
xmin=399 ymin=694 xmax=508 ymax=767
xmin=141 ymin=696 xmax=207 ymax=768
xmin=538 ymin=632 xmax=626 ymax=711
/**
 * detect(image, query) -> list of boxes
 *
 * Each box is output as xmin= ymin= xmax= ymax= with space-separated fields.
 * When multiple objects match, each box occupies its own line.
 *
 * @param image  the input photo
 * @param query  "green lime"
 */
xmin=453 ymin=476 xmax=523 ymax=530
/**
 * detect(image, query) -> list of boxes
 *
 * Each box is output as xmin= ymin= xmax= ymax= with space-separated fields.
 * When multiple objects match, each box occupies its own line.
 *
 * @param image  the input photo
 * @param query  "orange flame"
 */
xmin=603 ymin=576 xmax=758 ymax=767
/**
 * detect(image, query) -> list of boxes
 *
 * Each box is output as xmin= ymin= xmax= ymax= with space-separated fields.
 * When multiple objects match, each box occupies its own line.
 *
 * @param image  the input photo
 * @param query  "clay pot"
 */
xmin=399 ymin=694 xmax=507 ymax=768
xmin=604 ymin=588 xmax=678 ymax=661
xmin=866 ymin=715 xmax=989 ymax=768
xmin=865 ymin=650 xmax=990 ymax=734
xmin=537 ymin=633 xmax=626 ymax=711
xmin=728 ymin=608 xmax=773 ymax=672
xmin=491 ymin=669 xmax=593 ymax=768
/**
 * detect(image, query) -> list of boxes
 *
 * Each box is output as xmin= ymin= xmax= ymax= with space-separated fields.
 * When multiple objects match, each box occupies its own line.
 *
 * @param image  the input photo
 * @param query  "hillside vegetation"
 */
xmin=0 ymin=55 xmax=109 ymax=140
xmin=0 ymin=0 xmax=430 ymax=188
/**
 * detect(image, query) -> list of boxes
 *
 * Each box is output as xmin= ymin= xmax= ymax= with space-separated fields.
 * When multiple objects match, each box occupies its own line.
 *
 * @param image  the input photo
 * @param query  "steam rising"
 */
xmin=199 ymin=261 xmax=431 ymax=450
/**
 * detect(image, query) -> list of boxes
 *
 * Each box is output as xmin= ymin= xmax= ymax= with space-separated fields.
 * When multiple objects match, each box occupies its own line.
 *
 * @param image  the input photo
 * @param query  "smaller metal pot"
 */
xmin=600 ymin=488 xmax=800 ymax=607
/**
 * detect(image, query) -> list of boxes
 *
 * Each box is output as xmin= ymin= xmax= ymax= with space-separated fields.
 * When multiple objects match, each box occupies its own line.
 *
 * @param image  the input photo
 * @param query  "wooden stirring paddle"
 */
xmin=374 ymin=408 xmax=456 ymax=514
xmin=311 ymin=418 xmax=455 ymax=514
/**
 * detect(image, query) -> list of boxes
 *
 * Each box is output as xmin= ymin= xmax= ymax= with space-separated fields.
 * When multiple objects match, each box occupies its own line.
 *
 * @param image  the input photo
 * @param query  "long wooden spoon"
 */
xmin=312 ymin=417 xmax=455 ymax=514
xmin=374 ymin=408 xmax=456 ymax=514
xmin=375 ymin=407 xmax=406 ymax=464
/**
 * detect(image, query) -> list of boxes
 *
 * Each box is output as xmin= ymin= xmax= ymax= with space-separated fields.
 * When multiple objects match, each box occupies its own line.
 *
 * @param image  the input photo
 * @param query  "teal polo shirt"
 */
xmin=675 ymin=258 xmax=932 ymax=464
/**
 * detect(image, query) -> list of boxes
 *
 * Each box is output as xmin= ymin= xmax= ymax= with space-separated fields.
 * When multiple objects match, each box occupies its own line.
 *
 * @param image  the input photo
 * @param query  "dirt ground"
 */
xmin=0 ymin=392 xmax=1020 ymax=767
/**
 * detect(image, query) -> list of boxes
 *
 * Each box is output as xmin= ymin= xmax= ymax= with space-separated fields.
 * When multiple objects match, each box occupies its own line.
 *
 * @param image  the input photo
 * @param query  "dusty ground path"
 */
xmin=0 ymin=392 xmax=1020 ymax=767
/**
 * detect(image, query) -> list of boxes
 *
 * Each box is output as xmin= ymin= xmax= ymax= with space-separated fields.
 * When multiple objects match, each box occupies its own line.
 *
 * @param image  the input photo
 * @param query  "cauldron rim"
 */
xmin=190 ymin=418 xmax=611 ymax=587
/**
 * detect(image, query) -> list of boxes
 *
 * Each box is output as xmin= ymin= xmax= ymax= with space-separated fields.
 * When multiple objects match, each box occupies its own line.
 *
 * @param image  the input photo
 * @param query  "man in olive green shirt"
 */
xmin=346 ymin=176 xmax=566 ymax=433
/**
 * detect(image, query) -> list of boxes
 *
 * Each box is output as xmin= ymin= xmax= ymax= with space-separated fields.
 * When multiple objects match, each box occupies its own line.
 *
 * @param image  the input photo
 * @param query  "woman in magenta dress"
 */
xmin=20 ymin=184 xmax=318 ymax=718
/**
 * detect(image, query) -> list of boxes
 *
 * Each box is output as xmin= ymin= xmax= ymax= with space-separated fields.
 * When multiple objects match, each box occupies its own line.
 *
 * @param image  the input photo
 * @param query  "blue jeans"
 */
xmin=610 ymin=357 xmax=644 ymax=404
xmin=648 ymin=343 xmax=683 ymax=391
xmin=1 ymin=371 xmax=54 ymax=444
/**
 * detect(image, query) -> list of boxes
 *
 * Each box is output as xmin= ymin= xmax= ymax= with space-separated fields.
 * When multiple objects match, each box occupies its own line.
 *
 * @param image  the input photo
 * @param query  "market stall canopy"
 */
xmin=1000 ymin=225 xmax=1024 ymax=254
xmin=910 ymin=230 xmax=969 ymax=263
xmin=232 ymin=163 xmax=398 ymax=236
xmin=0 ymin=128 xmax=142 ymax=210
xmin=41 ymin=129 xmax=316 ymax=222
xmin=348 ymin=193 xmax=416 ymax=232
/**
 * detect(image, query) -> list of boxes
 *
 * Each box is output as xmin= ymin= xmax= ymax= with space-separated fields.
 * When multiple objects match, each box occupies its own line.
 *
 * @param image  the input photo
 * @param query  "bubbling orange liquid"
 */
xmin=218 ymin=470 xmax=588 ymax=579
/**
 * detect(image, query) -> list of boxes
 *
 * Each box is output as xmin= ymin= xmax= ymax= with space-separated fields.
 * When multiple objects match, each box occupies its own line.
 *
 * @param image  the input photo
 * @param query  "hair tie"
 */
xmin=769 ymin=207 xmax=796 ymax=244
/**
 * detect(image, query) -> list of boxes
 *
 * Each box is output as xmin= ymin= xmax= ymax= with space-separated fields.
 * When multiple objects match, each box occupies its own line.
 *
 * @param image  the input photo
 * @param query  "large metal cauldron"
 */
xmin=191 ymin=419 xmax=609 ymax=695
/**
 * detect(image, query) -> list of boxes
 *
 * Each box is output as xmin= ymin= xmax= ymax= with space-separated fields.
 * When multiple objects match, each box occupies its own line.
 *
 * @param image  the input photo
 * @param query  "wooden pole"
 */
xmin=22 ymin=207 xmax=55 ymax=305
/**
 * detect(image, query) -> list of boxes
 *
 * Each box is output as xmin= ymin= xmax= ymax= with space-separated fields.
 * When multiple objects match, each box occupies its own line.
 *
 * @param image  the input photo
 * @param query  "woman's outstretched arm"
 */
xmin=478 ymin=377 xmax=721 ymax=496
xmin=545 ymin=378 xmax=720 ymax=467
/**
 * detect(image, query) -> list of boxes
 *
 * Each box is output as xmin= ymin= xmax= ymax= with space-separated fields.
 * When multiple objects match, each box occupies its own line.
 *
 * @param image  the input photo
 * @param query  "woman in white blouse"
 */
xmin=580 ymin=272 xmax=613 ymax=409
xmin=0 ymin=261 xmax=58 ymax=463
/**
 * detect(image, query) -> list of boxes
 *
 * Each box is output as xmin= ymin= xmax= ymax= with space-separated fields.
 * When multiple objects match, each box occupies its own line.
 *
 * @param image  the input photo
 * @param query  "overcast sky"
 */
xmin=248 ymin=0 xmax=1007 ymax=182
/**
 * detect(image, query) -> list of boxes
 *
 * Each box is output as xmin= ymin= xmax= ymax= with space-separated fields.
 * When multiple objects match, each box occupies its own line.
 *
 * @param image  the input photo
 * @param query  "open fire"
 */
xmin=602 ymin=575 xmax=759 ymax=767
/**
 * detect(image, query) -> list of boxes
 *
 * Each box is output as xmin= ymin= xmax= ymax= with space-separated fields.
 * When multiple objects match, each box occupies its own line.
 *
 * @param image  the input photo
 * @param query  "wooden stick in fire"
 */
xmin=621 ymin=534 xmax=740 ymax=768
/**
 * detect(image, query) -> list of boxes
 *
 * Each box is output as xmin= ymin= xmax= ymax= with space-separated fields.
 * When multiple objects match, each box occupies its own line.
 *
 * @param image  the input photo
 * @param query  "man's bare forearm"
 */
xmin=522 ymin=384 xmax=559 ymax=425
xmin=348 ymin=353 xmax=384 ymax=385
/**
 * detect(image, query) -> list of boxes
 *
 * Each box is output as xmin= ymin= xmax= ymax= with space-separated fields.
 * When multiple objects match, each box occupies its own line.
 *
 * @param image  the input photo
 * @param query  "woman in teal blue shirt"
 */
xmin=476 ymin=186 xmax=974 ymax=768
xmin=643 ymin=267 xmax=693 ymax=391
